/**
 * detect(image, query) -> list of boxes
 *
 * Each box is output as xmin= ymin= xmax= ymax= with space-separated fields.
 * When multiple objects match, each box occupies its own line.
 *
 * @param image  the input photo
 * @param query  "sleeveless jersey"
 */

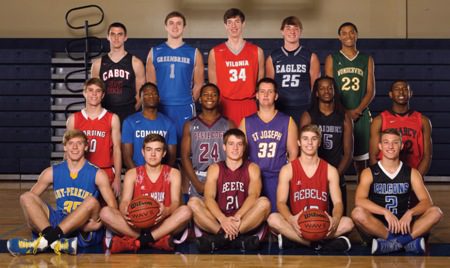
xmin=216 ymin=160 xmax=250 ymax=216
xmin=74 ymin=109 xmax=113 ymax=169
xmin=244 ymin=111 xmax=290 ymax=177
xmin=213 ymin=42 xmax=259 ymax=100
xmin=308 ymin=108 xmax=345 ymax=168
xmin=270 ymin=46 xmax=313 ymax=108
xmin=151 ymin=43 xmax=196 ymax=106
xmin=53 ymin=160 xmax=99 ymax=214
xmin=133 ymin=165 xmax=172 ymax=207
xmin=380 ymin=110 xmax=424 ymax=169
xmin=332 ymin=51 xmax=370 ymax=110
xmin=99 ymin=53 xmax=136 ymax=109
xmin=289 ymin=158 xmax=329 ymax=215
xmin=369 ymin=162 xmax=411 ymax=219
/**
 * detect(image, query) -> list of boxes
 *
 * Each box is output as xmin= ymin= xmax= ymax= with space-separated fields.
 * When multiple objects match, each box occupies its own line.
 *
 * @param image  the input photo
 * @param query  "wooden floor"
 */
xmin=0 ymin=181 xmax=449 ymax=267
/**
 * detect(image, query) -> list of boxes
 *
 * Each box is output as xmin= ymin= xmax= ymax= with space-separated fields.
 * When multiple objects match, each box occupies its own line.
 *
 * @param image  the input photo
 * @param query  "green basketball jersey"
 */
xmin=332 ymin=51 xmax=369 ymax=110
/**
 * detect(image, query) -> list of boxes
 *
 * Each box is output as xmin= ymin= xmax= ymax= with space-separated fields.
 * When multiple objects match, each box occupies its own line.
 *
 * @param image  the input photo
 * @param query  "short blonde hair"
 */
xmin=63 ymin=129 xmax=88 ymax=146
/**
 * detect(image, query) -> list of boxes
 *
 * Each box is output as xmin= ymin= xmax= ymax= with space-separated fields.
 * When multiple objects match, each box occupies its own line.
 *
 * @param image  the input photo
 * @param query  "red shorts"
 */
xmin=221 ymin=98 xmax=257 ymax=126
xmin=102 ymin=167 xmax=115 ymax=185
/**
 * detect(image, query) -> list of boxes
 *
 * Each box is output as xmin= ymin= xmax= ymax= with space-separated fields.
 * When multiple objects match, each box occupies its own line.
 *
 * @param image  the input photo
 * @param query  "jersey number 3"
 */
xmin=229 ymin=68 xmax=246 ymax=82
xmin=341 ymin=77 xmax=360 ymax=91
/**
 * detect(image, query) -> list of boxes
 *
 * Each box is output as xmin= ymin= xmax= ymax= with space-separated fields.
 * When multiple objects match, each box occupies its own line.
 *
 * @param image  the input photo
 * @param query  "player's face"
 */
xmin=199 ymin=86 xmax=220 ymax=110
xmin=379 ymin=133 xmax=403 ymax=160
xmin=107 ymin=27 xmax=127 ymax=49
xmin=225 ymin=17 xmax=244 ymax=38
xmin=224 ymin=135 xmax=245 ymax=161
xmin=165 ymin=16 xmax=185 ymax=39
xmin=316 ymin=79 xmax=335 ymax=103
xmin=299 ymin=131 xmax=320 ymax=156
xmin=142 ymin=141 xmax=166 ymax=167
xmin=64 ymin=137 xmax=87 ymax=162
xmin=141 ymin=87 xmax=160 ymax=108
xmin=83 ymin=84 xmax=104 ymax=106
xmin=256 ymin=82 xmax=277 ymax=107
xmin=281 ymin=24 xmax=301 ymax=44
xmin=389 ymin=81 xmax=411 ymax=105
xmin=338 ymin=25 xmax=358 ymax=47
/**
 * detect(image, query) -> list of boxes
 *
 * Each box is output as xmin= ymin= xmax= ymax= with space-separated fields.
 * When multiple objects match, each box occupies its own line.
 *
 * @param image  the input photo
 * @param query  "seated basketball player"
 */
xmin=352 ymin=128 xmax=442 ymax=255
xmin=191 ymin=128 xmax=271 ymax=251
xmin=100 ymin=134 xmax=192 ymax=253
xmin=267 ymin=124 xmax=354 ymax=252
xmin=7 ymin=130 xmax=118 ymax=256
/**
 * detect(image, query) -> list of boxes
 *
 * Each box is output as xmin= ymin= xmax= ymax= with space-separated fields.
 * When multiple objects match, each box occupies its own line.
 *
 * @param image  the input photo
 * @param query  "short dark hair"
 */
xmin=142 ymin=133 xmax=167 ymax=152
xmin=223 ymin=8 xmax=245 ymax=23
xmin=280 ymin=16 xmax=303 ymax=30
xmin=338 ymin=22 xmax=358 ymax=35
xmin=83 ymin=77 xmax=105 ymax=93
xmin=390 ymin=80 xmax=410 ymax=91
xmin=256 ymin=77 xmax=278 ymax=93
xmin=165 ymin=11 xmax=186 ymax=26
xmin=139 ymin=82 xmax=159 ymax=96
xmin=380 ymin=128 xmax=402 ymax=140
xmin=108 ymin=22 xmax=127 ymax=35
xmin=200 ymin=83 xmax=220 ymax=96
xmin=223 ymin=128 xmax=246 ymax=146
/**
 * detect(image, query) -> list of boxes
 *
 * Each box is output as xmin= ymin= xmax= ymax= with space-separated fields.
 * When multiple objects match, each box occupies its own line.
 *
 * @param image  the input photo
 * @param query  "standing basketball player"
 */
xmin=352 ymin=128 xmax=442 ymax=255
xmin=66 ymin=78 xmax=122 ymax=197
xmin=146 ymin=11 xmax=204 ymax=144
xmin=181 ymin=83 xmax=234 ymax=198
xmin=267 ymin=124 xmax=354 ymax=252
xmin=7 ymin=130 xmax=117 ymax=256
xmin=266 ymin=16 xmax=320 ymax=122
xmin=121 ymin=83 xmax=177 ymax=169
xmin=91 ymin=22 xmax=146 ymax=123
xmin=208 ymin=8 xmax=265 ymax=126
xmin=300 ymin=77 xmax=353 ymax=214
xmin=239 ymin=78 xmax=298 ymax=212
xmin=100 ymin=134 xmax=192 ymax=253
xmin=190 ymin=128 xmax=271 ymax=251
xmin=325 ymin=22 xmax=375 ymax=179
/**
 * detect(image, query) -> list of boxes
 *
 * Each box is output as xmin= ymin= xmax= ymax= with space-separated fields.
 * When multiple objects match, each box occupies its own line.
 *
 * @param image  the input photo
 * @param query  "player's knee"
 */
xmin=427 ymin=206 xmax=443 ymax=223
xmin=99 ymin=206 xmax=115 ymax=224
xmin=267 ymin=213 xmax=282 ymax=230
xmin=84 ymin=196 xmax=100 ymax=212
xmin=351 ymin=206 xmax=368 ymax=225
xmin=19 ymin=191 xmax=37 ymax=207
xmin=187 ymin=197 xmax=202 ymax=212
xmin=340 ymin=216 xmax=355 ymax=233
xmin=177 ymin=205 xmax=193 ymax=222
xmin=256 ymin=197 xmax=271 ymax=214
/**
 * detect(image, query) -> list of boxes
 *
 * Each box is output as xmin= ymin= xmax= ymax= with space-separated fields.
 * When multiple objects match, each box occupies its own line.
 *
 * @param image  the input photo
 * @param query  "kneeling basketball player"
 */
xmin=100 ymin=134 xmax=192 ymax=253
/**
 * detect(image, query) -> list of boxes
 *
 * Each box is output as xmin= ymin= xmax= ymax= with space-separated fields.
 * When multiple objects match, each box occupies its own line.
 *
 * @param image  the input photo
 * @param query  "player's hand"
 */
xmin=220 ymin=216 xmax=240 ymax=240
xmin=325 ymin=212 xmax=339 ymax=238
xmin=112 ymin=178 xmax=121 ymax=198
xmin=384 ymin=209 xmax=400 ymax=234
xmin=347 ymin=109 xmax=362 ymax=121
xmin=155 ymin=202 xmax=168 ymax=224
xmin=290 ymin=212 xmax=302 ymax=238
xmin=398 ymin=210 xmax=413 ymax=235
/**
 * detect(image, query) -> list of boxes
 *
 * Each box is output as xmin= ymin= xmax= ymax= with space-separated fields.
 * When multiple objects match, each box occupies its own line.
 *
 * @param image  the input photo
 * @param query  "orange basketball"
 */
xmin=128 ymin=195 xmax=160 ymax=229
xmin=298 ymin=209 xmax=330 ymax=241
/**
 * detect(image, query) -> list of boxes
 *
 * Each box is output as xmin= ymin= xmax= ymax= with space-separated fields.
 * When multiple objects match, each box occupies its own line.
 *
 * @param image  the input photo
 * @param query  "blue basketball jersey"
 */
xmin=151 ymin=43 xmax=196 ymax=106
xmin=53 ymin=160 xmax=99 ymax=214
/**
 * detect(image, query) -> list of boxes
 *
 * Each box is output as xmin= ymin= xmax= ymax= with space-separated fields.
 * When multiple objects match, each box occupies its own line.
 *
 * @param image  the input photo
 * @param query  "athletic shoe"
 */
xmin=404 ymin=237 xmax=426 ymax=254
xmin=7 ymin=235 xmax=48 ymax=256
xmin=109 ymin=236 xmax=140 ymax=253
xmin=278 ymin=235 xmax=300 ymax=250
xmin=315 ymin=236 xmax=351 ymax=252
xmin=51 ymin=237 xmax=77 ymax=255
xmin=371 ymin=238 xmax=403 ymax=255
xmin=150 ymin=235 xmax=174 ymax=251
xmin=231 ymin=235 xmax=260 ymax=251
xmin=196 ymin=234 xmax=228 ymax=252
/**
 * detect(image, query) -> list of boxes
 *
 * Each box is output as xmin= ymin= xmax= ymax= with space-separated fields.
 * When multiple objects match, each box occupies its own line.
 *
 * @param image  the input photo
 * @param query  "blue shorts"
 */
xmin=159 ymin=103 xmax=196 ymax=144
xmin=261 ymin=174 xmax=278 ymax=213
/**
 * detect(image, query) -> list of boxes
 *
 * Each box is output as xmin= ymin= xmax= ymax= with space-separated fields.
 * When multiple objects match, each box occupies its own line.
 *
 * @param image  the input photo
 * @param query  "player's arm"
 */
xmin=257 ymin=47 xmax=265 ymax=80
xmin=132 ymin=56 xmax=146 ymax=110
xmin=29 ymin=167 xmax=54 ymax=196
xmin=192 ymin=48 xmax=205 ymax=101
xmin=207 ymin=49 xmax=217 ymax=84
xmin=234 ymin=163 xmax=262 ymax=220
xmin=355 ymin=56 xmax=375 ymax=114
xmin=238 ymin=118 xmax=246 ymax=137
xmin=119 ymin=168 xmax=137 ymax=220
xmin=369 ymin=115 xmax=382 ymax=165
xmin=324 ymin=55 xmax=334 ymax=77
xmin=165 ymin=168 xmax=182 ymax=217
xmin=96 ymin=169 xmax=118 ymax=209
xmin=265 ymin=55 xmax=274 ymax=79
xmin=309 ymin=52 xmax=321 ymax=89
xmin=299 ymin=111 xmax=311 ymax=128
xmin=337 ymin=113 xmax=354 ymax=176
xmin=417 ymin=116 xmax=433 ymax=175
xmin=180 ymin=121 xmax=204 ymax=194
xmin=145 ymin=48 xmax=157 ymax=84
xmin=277 ymin=163 xmax=301 ymax=235
xmin=287 ymin=118 xmax=299 ymax=161
xmin=90 ymin=58 xmax=101 ymax=78
xmin=203 ymin=164 xmax=226 ymax=222
xmin=66 ymin=114 xmax=75 ymax=130
xmin=327 ymin=164 xmax=344 ymax=235
xmin=111 ymin=114 xmax=122 ymax=197
xmin=122 ymin=143 xmax=135 ymax=170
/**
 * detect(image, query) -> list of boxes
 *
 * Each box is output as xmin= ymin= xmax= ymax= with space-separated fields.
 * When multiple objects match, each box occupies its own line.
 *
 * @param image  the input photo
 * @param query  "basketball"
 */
xmin=297 ymin=209 xmax=330 ymax=241
xmin=128 ymin=195 xmax=160 ymax=229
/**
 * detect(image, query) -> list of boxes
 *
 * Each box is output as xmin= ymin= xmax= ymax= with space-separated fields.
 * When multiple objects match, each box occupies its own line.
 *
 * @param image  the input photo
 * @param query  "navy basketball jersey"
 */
xmin=245 ymin=111 xmax=290 ymax=177
xmin=53 ymin=160 xmax=99 ymax=214
xmin=151 ymin=43 xmax=196 ymax=106
xmin=369 ymin=162 xmax=412 ymax=219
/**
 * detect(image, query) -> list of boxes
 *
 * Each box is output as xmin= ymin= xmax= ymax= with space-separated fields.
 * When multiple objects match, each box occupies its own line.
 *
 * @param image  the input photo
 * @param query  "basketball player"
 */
xmin=66 ymin=78 xmax=122 ymax=197
xmin=324 ymin=22 xmax=375 ymax=179
xmin=181 ymin=83 xmax=234 ymax=198
xmin=352 ymin=128 xmax=442 ymax=255
xmin=208 ymin=8 xmax=265 ymax=126
xmin=121 ymin=82 xmax=177 ymax=169
xmin=266 ymin=16 xmax=320 ymax=122
xmin=91 ymin=22 xmax=146 ymax=123
xmin=146 ymin=11 xmax=204 ymax=144
xmin=190 ymin=128 xmax=271 ymax=251
xmin=267 ymin=124 xmax=354 ymax=252
xmin=300 ymin=77 xmax=353 ymax=214
xmin=239 ymin=78 xmax=298 ymax=212
xmin=100 ymin=134 xmax=192 ymax=253
xmin=7 ymin=130 xmax=118 ymax=256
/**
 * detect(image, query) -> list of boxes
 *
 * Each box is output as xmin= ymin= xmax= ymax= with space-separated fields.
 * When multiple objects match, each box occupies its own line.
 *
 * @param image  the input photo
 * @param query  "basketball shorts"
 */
xmin=188 ymin=170 xmax=207 ymax=198
xmin=261 ymin=173 xmax=278 ymax=213
xmin=353 ymin=109 xmax=371 ymax=160
xmin=220 ymin=97 xmax=257 ymax=127
xmin=159 ymin=103 xmax=196 ymax=145
xmin=103 ymin=167 xmax=116 ymax=185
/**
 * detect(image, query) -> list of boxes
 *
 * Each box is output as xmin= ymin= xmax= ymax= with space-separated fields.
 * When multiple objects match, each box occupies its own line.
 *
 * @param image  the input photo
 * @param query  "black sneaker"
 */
xmin=196 ymin=234 xmax=228 ymax=252
xmin=316 ymin=236 xmax=351 ymax=252
xmin=231 ymin=235 xmax=260 ymax=251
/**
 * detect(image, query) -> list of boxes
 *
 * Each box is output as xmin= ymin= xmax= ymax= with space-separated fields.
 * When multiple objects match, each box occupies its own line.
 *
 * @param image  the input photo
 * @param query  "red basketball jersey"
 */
xmin=213 ymin=42 xmax=259 ymax=100
xmin=289 ymin=158 xmax=329 ymax=215
xmin=380 ymin=110 xmax=424 ymax=168
xmin=216 ymin=160 xmax=250 ymax=216
xmin=74 ymin=109 xmax=114 ymax=169
xmin=133 ymin=165 xmax=172 ymax=207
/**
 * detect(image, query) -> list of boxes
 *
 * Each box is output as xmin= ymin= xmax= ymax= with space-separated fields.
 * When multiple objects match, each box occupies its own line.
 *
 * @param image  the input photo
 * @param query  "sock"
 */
xmin=387 ymin=232 xmax=396 ymax=240
xmin=139 ymin=230 xmax=155 ymax=245
xmin=395 ymin=234 xmax=413 ymax=245
xmin=42 ymin=226 xmax=64 ymax=245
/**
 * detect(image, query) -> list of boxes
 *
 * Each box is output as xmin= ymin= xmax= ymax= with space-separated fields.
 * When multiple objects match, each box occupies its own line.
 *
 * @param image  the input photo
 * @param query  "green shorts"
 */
xmin=353 ymin=109 xmax=371 ymax=160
